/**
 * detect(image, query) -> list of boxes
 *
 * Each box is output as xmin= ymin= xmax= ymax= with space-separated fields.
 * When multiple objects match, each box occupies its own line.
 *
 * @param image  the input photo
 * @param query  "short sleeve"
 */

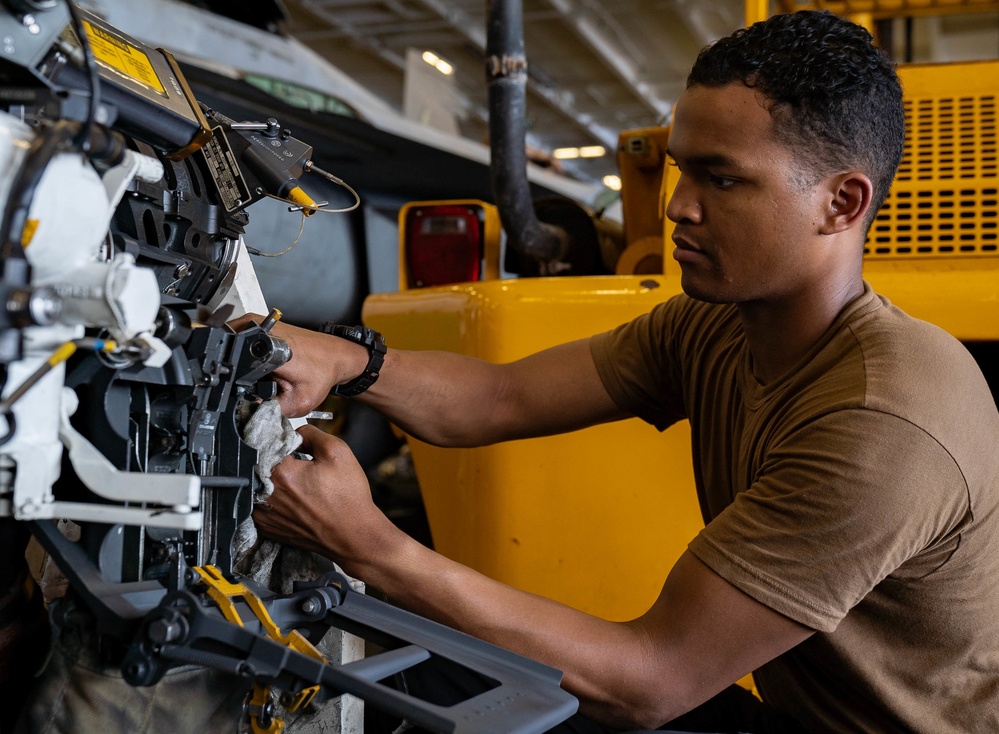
xmin=589 ymin=297 xmax=688 ymax=430
xmin=688 ymin=408 xmax=971 ymax=632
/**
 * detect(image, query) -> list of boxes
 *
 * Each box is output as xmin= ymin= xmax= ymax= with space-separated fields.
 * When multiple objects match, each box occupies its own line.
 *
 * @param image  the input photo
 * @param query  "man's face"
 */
xmin=665 ymin=83 xmax=831 ymax=305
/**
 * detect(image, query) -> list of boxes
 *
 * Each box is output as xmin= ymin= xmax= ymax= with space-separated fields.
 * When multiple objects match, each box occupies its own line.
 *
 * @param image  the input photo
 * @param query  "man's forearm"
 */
xmin=357 ymin=349 xmax=515 ymax=447
xmin=272 ymin=318 xmax=624 ymax=445
xmin=356 ymin=339 xmax=627 ymax=448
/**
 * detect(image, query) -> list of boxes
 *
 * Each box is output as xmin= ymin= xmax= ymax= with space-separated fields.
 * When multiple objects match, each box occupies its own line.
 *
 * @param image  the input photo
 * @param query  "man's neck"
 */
xmin=737 ymin=277 xmax=865 ymax=385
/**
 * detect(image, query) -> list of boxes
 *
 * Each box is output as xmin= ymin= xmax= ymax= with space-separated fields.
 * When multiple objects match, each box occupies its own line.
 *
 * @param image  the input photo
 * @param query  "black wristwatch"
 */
xmin=319 ymin=322 xmax=386 ymax=397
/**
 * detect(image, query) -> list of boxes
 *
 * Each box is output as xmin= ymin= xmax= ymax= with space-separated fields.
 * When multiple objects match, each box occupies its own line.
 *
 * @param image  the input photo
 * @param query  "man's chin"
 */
xmin=679 ymin=276 xmax=731 ymax=305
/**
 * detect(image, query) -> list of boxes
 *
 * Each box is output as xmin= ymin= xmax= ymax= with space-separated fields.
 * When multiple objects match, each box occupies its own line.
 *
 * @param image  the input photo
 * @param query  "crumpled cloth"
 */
xmin=232 ymin=400 xmax=311 ymax=591
xmin=243 ymin=399 xmax=303 ymax=501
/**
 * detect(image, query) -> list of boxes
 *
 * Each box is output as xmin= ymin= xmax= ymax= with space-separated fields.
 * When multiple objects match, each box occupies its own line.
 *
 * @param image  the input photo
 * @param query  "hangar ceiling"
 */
xmin=210 ymin=0 xmax=999 ymax=186
xmin=276 ymin=0 xmax=746 ymax=184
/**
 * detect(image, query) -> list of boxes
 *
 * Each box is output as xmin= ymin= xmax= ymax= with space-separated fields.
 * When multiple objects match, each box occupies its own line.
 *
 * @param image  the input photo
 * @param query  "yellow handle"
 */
xmin=286 ymin=186 xmax=318 ymax=217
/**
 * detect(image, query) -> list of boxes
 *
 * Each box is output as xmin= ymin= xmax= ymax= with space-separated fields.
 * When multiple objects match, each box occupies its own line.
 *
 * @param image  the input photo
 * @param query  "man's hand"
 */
xmin=253 ymin=425 xmax=397 ymax=564
xmin=229 ymin=315 xmax=368 ymax=418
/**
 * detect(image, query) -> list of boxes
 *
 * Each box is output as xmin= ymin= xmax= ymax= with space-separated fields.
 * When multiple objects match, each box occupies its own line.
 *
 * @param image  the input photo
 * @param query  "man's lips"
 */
xmin=672 ymin=232 xmax=700 ymax=251
xmin=671 ymin=233 xmax=709 ymax=265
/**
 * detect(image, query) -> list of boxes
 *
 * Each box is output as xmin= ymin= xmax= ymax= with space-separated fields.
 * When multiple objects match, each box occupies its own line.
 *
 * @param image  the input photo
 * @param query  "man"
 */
xmin=251 ymin=10 xmax=999 ymax=733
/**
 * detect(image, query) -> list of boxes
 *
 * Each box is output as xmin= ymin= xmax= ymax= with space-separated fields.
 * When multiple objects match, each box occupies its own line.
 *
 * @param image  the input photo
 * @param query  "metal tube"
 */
xmin=485 ymin=0 xmax=569 ymax=264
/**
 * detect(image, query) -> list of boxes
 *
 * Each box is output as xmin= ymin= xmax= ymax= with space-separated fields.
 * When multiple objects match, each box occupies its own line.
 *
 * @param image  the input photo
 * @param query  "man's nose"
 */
xmin=665 ymin=174 xmax=702 ymax=225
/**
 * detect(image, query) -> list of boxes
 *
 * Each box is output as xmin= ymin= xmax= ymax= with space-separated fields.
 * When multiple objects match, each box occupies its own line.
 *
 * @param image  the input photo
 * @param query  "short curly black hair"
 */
xmin=687 ymin=10 xmax=905 ymax=229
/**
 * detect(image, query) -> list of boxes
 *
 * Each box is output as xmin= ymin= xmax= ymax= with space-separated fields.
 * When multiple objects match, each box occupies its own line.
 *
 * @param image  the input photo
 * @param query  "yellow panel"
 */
xmin=365 ymin=275 xmax=708 ymax=621
xmin=363 ymin=259 xmax=999 ymax=621
xmin=773 ymin=0 xmax=999 ymax=18
xmin=867 ymin=61 xmax=999 ymax=260
xmin=746 ymin=0 xmax=773 ymax=25
xmin=864 ymin=259 xmax=999 ymax=336
xmin=617 ymin=127 xmax=671 ymax=250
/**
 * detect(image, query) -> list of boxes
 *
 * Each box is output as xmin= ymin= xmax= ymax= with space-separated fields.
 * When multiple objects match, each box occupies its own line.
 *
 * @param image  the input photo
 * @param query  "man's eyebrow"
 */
xmin=665 ymin=149 xmax=737 ymax=167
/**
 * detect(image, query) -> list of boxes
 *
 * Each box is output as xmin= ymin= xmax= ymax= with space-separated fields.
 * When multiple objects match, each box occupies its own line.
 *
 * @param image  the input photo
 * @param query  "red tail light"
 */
xmin=404 ymin=204 xmax=484 ymax=288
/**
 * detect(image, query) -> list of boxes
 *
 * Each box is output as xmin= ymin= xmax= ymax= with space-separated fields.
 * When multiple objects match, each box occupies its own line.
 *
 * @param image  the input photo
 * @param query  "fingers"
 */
xmin=255 ymin=424 xmax=381 ymax=564
xmin=272 ymin=376 xmax=309 ymax=418
xmin=269 ymin=426 xmax=346 ymax=488
xmin=251 ymin=496 xmax=327 ymax=556
xmin=266 ymin=327 xmax=340 ymax=417
xmin=225 ymin=316 xmax=315 ymax=416
xmin=295 ymin=423 xmax=346 ymax=458
xmin=227 ymin=313 xmax=264 ymax=331
xmin=255 ymin=429 xmax=347 ymax=558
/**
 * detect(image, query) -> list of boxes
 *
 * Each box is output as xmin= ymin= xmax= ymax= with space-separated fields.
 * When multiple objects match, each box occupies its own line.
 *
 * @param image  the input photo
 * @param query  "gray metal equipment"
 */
xmin=0 ymin=2 xmax=578 ymax=731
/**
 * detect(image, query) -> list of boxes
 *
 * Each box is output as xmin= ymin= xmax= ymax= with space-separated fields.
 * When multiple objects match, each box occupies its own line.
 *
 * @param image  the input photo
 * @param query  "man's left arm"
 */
xmin=256 ymin=426 xmax=813 ymax=730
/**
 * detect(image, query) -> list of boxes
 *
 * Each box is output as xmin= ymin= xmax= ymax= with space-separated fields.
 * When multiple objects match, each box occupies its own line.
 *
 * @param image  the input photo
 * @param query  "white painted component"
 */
xmin=205 ymin=237 xmax=270 ymax=319
xmin=25 ymin=500 xmax=203 ymax=530
xmin=54 ymin=254 xmax=161 ymax=339
xmin=22 ymin=153 xmax=108 ymax=280
xmin=101 ymin=149 xmax=164 ymax=222
xmin=1 ymin=325 xmax=81 ymax=522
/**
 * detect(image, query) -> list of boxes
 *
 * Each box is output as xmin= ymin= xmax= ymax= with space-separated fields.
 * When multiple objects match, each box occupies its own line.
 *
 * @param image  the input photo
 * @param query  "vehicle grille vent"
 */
xmin=813 ymin=0 xmax=999 ymax=13
xmin=866 ymin=91 xmax=997 ymax=258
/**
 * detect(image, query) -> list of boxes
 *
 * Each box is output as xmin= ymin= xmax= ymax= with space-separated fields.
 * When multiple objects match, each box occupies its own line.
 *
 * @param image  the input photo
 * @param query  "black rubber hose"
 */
xmin=485 ymin=0 xmax=568 ymax=264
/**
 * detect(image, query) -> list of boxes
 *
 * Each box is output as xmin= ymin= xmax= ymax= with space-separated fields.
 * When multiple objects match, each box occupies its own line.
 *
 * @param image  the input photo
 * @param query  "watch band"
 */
xmin=319 ymin=323 xmax=387 ymax=397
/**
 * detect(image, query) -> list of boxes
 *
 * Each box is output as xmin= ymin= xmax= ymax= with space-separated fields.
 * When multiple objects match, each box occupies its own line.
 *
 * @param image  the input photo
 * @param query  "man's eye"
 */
xmin=709 ymin=174 xmax=736 ymax=188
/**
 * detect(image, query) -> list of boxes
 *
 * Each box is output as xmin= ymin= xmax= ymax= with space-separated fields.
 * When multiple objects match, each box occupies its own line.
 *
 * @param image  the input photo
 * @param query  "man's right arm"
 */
xmin=265 ymin=319 xmax=629 ymax=447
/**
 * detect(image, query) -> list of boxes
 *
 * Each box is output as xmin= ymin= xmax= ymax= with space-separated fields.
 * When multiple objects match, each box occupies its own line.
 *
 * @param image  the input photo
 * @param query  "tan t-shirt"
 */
xmin=590 ymin=283 xmax=999 ymax=732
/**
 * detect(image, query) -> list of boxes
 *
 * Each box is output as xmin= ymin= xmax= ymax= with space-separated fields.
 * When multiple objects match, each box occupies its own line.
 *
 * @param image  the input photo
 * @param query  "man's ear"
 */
xmin=819 ymin=172 xmax=874 ymax=235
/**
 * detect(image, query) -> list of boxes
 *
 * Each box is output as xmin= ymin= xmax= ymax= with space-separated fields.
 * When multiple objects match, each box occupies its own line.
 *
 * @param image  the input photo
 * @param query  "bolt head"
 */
xmin=147 ymin=618 xmax=182 ymax=644
xmin=301 ymin=598 xmax=320 ymax=615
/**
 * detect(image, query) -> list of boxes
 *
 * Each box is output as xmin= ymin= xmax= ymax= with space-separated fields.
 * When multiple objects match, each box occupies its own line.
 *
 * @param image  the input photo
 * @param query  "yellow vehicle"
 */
xmin=363 ymin=0 xmax=999 ymax=623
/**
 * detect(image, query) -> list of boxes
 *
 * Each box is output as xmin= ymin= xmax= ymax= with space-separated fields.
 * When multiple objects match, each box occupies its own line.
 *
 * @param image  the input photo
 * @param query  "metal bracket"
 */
xmin=28 ymin=520 xmax=578 ymax=733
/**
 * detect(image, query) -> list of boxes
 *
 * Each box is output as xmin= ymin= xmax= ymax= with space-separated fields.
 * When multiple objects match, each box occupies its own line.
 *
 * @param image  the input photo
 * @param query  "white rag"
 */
xmin=243 ymin=398 xmax=303 ymax=501
xmin=233 ymin=399 xmax=306 ymax=586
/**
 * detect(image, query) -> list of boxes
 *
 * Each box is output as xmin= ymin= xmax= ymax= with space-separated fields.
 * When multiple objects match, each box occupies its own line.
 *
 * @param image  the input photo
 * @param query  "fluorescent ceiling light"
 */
xmin=552 ymin=147 xmax=580 ymax=159
xmin=553 ymin=145 xmax=606 ymax=160
xmin=422 ymin=50 xmax=454 ymax=76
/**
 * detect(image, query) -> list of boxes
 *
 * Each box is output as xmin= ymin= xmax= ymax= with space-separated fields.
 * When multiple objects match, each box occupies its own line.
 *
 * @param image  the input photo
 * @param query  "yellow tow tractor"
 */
xmin=364 ymin=0 xmax=999 ymax=628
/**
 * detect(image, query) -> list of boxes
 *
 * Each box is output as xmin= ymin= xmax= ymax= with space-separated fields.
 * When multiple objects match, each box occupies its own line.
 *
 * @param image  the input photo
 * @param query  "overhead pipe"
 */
xmin=485 ymin=0 xmax=570 ymax=266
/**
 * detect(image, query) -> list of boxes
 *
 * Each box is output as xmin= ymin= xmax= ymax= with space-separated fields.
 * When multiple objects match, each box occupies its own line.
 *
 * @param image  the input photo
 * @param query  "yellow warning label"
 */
xmin=83 ymin=20 xmax=166 ymax=97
